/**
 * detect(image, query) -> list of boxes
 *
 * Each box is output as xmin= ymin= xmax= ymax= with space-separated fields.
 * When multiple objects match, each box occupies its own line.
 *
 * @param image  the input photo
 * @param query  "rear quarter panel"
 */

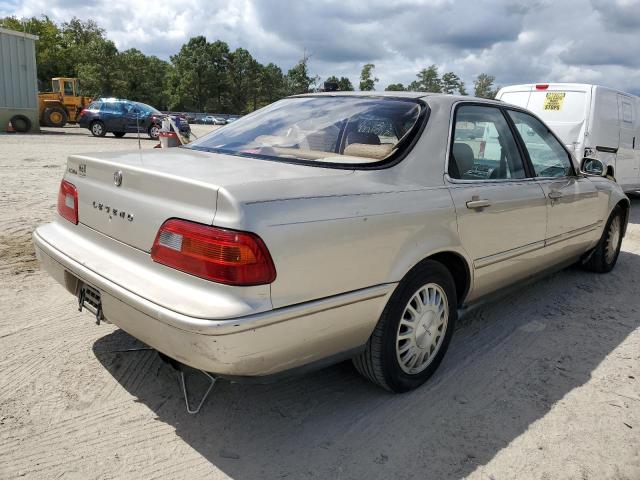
xmin=219 ymin=174 xmax=463 ymax=309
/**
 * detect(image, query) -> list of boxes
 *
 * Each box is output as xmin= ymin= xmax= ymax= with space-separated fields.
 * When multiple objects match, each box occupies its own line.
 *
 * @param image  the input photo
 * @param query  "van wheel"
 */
xmin=44 ymin=107 xmax=68 ymax=127
xmin=90 ymin=121 xmax=106 ymax=137
xmin=583 ymin=206 xmax=623 ymax=273
xmin=353 ymin=260 xmax=457 ymax=392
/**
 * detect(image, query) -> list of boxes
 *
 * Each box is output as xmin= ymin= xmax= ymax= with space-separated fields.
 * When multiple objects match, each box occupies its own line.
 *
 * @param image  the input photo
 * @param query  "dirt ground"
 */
xmin=0 ymin=125 xmax=639 ymax=480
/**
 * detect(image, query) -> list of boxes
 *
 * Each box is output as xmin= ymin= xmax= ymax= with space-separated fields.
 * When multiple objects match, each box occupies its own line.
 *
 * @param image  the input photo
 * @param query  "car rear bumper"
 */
xmin=33 ymin=225 xmax=394 ymax=377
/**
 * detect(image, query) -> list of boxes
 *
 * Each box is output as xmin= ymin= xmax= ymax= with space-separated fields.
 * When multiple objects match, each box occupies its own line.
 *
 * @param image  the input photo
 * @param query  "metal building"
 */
xmin=0 ymin=27 xmax=39 ymax=132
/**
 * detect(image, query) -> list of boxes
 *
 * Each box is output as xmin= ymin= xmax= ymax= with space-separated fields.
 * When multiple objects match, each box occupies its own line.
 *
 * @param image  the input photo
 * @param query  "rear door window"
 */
xmin=507 ymin=110 xmax=574 ymax=178
xmin=449 ymin=105 xmax=526 ymax=180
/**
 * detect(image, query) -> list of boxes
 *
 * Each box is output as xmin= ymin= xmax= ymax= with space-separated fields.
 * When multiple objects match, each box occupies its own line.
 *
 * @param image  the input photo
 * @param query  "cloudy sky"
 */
xmin=2 ymin=0 xmax=640 ymax=94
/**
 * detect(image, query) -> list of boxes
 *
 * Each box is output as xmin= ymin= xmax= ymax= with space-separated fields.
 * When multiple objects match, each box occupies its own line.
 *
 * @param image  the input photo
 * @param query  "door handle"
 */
xmin=466 ymin=199 xmax=492 ymax=209
xmin=548 ymin=191 xmax=563 ymax=200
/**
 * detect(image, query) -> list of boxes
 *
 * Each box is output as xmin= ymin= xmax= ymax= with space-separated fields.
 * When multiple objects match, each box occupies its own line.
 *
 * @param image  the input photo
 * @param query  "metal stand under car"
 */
xmin=158 ymin=352 xmax=217 ymax=414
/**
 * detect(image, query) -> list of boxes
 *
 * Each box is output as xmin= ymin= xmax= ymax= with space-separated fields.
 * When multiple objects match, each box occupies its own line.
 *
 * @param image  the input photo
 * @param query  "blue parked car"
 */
xmin=78 ymin=99 xmax=190 ymax=140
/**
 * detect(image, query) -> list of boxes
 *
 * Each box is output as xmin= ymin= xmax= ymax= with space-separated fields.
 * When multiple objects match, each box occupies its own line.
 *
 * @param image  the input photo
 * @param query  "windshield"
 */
xmin=134 ymin=102 xmax=161 ymax=115
xmin=187 ymin=96 xmax=423 ymax=166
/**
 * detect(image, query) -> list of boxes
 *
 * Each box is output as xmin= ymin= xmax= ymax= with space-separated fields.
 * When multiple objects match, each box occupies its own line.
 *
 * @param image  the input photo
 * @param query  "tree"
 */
xmin=414 ymin=65 xmax=441 ymax=92
xmin=325 ymin=75 xmax=354 ymax=91
xmin=459 ymin=81 xmax=468 ymax=96
xmin=118 ymin=49 xmax=170 ymax=108
xmin=226 ymin=48 xmax=260 ymax=113
xmin=385 ymin=83 xmax=406 ymax=91
xmin=76 ymin=38 xmax=125 ymax=97
xmin=169 ymin=36 xmax=215 ymax=111
xmin=441 ymin=71 xmax=462 ymax=95
xmin=287 ymin=53 xmax=315 ymax=95
xmin=359 ymin=63 xmax=378 ymax=91
xmin=474 ymin=73 xmax=497 ymax=99
xmin=260 ymin=63 xmax=287 ymax=104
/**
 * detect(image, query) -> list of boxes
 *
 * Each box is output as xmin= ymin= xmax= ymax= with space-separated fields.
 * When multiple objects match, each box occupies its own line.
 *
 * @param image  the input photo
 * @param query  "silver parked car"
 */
xmin=33 ymin=92 xmax=629 ymax=393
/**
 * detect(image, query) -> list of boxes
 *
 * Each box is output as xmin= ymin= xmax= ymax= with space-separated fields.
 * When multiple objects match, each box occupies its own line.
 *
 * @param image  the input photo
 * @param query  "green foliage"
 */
xmin=474 ymin=73 xmax=497 ymax=99
xmin=411 ymin=65 xmax=441 ymax=92
xmin=385 ymin=83 xmax=406 ymax=91
xmin=326 ymin=75 xmax=354 ymax=91
xmin=287 ymin=53 xmax=317 ymax=95
xmin=0 ymin=15 xmax=292 ymax=114
xmin=2 ymin=15 xmax=500 ymax=113
xmin=359 ymin=63 xmax=378 ymax=91
xmin=441 ymin=71 xmax=464 ymax=95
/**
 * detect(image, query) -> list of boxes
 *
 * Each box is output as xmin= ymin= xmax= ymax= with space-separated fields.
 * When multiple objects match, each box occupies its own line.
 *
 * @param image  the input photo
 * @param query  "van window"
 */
xmin=508 ymin=110 xmax=574 ymax=178
xmin=449 ymin=105 xmax=526 ymax=180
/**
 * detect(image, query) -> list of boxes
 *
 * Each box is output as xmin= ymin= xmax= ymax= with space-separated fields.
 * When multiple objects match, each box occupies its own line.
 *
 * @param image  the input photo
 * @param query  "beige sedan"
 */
xmin=33 ymin=92 xmax=629 ymax=394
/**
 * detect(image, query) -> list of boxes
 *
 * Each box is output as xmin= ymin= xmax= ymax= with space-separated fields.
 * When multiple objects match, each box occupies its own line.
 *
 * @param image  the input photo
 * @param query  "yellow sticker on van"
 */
xmin=544 ymin=92 xmax=566 ymax=111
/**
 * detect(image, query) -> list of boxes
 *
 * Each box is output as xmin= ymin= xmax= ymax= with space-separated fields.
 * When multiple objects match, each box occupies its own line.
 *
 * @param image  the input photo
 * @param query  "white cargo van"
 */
xmin=496 ymin=83 xmax=640 ymax=192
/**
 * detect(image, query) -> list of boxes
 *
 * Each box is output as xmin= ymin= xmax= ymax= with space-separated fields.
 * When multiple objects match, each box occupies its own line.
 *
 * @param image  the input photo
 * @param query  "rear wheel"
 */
xmin=90 ymin=121 xmax=106 ymax=137
xmin=148 ymin=124 xmax=160 ymax=140
xmin=43 ymin=107 xmax=68 ymax=127
xmin=353 ymin=260 xmax=457 ymax=392
xmin=113 ymin=131 xmax=126 ymax=138
xmin=583 ymin=205 xmax=624 ymax=273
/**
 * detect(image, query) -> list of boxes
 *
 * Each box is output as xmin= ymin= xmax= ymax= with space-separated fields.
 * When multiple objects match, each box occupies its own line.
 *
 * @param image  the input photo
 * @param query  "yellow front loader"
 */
xmin=38 ymin=78 xmax=93 ymax=127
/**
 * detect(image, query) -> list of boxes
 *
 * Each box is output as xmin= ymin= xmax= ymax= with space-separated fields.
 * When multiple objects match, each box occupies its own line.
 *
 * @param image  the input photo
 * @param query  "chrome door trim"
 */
xmin=545 ymin=221 xmax=602 ymax=246
xmin=474 ymin=240 xmax=546 ymax=269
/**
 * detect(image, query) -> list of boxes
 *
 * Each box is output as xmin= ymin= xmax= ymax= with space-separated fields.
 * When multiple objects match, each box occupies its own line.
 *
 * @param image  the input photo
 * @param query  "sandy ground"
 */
xmin=0 ymin=125 xmax=639 ymax=480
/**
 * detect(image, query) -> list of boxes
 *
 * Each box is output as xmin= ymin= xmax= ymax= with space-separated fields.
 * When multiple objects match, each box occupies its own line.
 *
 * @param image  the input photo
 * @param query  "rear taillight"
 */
xmin=151 ymin=219 xmax=276 ymax=286
xmin=79 ymin=109 xmax=87 ymax=116
xmin=57 ymin=180 xmax=78 ymax=224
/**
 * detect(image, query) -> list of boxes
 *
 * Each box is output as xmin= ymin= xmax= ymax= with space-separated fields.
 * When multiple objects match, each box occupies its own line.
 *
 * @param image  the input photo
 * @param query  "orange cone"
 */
xmin=5 ymin=121 xmax=14 ymax=133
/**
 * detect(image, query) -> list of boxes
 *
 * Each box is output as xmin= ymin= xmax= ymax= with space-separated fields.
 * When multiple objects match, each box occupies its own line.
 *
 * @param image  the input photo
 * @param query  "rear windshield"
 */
xmin=187 ymin=96 xmax=423 ymax=166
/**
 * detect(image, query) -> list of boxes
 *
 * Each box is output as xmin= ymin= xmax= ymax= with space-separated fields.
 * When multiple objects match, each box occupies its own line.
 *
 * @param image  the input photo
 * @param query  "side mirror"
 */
xmin=581 ymin=158 xmax=605 ymax=176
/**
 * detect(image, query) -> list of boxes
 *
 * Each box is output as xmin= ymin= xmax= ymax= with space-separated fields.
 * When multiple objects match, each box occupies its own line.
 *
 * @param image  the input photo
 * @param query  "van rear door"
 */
xmin=519 ymin=86 xmax=590 ymax=156
xmin=616 ymin=94 xmax=639 ymax=189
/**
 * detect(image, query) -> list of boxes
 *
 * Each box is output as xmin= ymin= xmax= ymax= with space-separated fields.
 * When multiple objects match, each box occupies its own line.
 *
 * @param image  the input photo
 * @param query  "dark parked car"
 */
xmin=78 ymin=99 xmax=190 ymax=139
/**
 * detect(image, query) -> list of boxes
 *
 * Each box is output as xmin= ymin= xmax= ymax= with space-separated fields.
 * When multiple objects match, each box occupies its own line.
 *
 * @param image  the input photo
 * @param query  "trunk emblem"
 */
xmin=113 ymin=170 xmax=123 ymax=187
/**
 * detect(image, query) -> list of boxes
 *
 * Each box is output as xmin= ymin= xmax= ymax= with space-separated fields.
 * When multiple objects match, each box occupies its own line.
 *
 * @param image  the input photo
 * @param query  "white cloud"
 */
xmin=3 ymin=0 xmax=640 ymax=94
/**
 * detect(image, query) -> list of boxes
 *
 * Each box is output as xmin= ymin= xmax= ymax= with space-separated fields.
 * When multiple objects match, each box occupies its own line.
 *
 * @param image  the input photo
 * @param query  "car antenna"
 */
xmin=136 ymin=109 xmax=141 ymax=150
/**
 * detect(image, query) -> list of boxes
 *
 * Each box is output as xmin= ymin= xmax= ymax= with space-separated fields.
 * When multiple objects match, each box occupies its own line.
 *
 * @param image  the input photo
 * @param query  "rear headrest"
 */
xmin=346 ymin=131 xmax=381 ymax=145
xmin=452 ymin=142 xmax=475 ymax=176
xmin=344 ymin=143 xmax=393 ymax=160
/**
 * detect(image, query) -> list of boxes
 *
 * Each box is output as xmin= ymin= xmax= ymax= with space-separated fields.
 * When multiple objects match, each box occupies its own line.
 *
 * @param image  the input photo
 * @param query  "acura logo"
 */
xmin=113 ymin=170 xmax=123 ymax=187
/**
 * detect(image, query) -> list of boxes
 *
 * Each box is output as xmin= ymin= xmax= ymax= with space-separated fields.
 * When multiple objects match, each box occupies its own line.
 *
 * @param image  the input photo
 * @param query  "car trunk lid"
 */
xmin=64 ymin=148 xmax=349 ymax=252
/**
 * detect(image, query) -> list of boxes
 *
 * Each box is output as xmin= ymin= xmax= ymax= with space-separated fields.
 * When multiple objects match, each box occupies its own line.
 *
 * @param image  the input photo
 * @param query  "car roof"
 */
xmin=291 ymin=91 xmax=505 ymax=108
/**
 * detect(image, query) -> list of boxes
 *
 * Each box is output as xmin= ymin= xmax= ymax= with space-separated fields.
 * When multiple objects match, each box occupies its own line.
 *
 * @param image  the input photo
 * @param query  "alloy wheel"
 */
xmin=396 ymin=283 xmax=449 ymax=375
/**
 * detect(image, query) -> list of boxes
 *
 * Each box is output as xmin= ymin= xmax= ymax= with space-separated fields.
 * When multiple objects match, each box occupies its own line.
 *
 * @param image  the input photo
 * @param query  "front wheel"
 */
xmin=583 ymin=205 xmax=624 ymax=273
xmin=113 ymin=131 xmax=126 ymax=138
xmin=353 ymin=260 xmax=457 ymax=392
xmin=90 ymin=121 xmax=106 ymax=137
xmin=43 ymin=107 xmax=68 ymax=128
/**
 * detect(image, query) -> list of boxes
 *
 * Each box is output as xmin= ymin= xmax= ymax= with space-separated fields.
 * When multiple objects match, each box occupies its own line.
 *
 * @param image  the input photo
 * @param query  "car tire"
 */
xmin=9 ymin=115 xmax=32 ymax=133
xmin=148 ymin=124 xmax=160 ymax=140
xmin=90 ymin=121 xmax=106 ymax=137
xmin=43 ymin=107 xmax=68 ymax=128
xmin=113 ymin=132 xmax=126 ymax=138
xmin=353 ymin=259 xmax=457 ymax=393
xmin=583 ymin=205 xmax=624 ymax=273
